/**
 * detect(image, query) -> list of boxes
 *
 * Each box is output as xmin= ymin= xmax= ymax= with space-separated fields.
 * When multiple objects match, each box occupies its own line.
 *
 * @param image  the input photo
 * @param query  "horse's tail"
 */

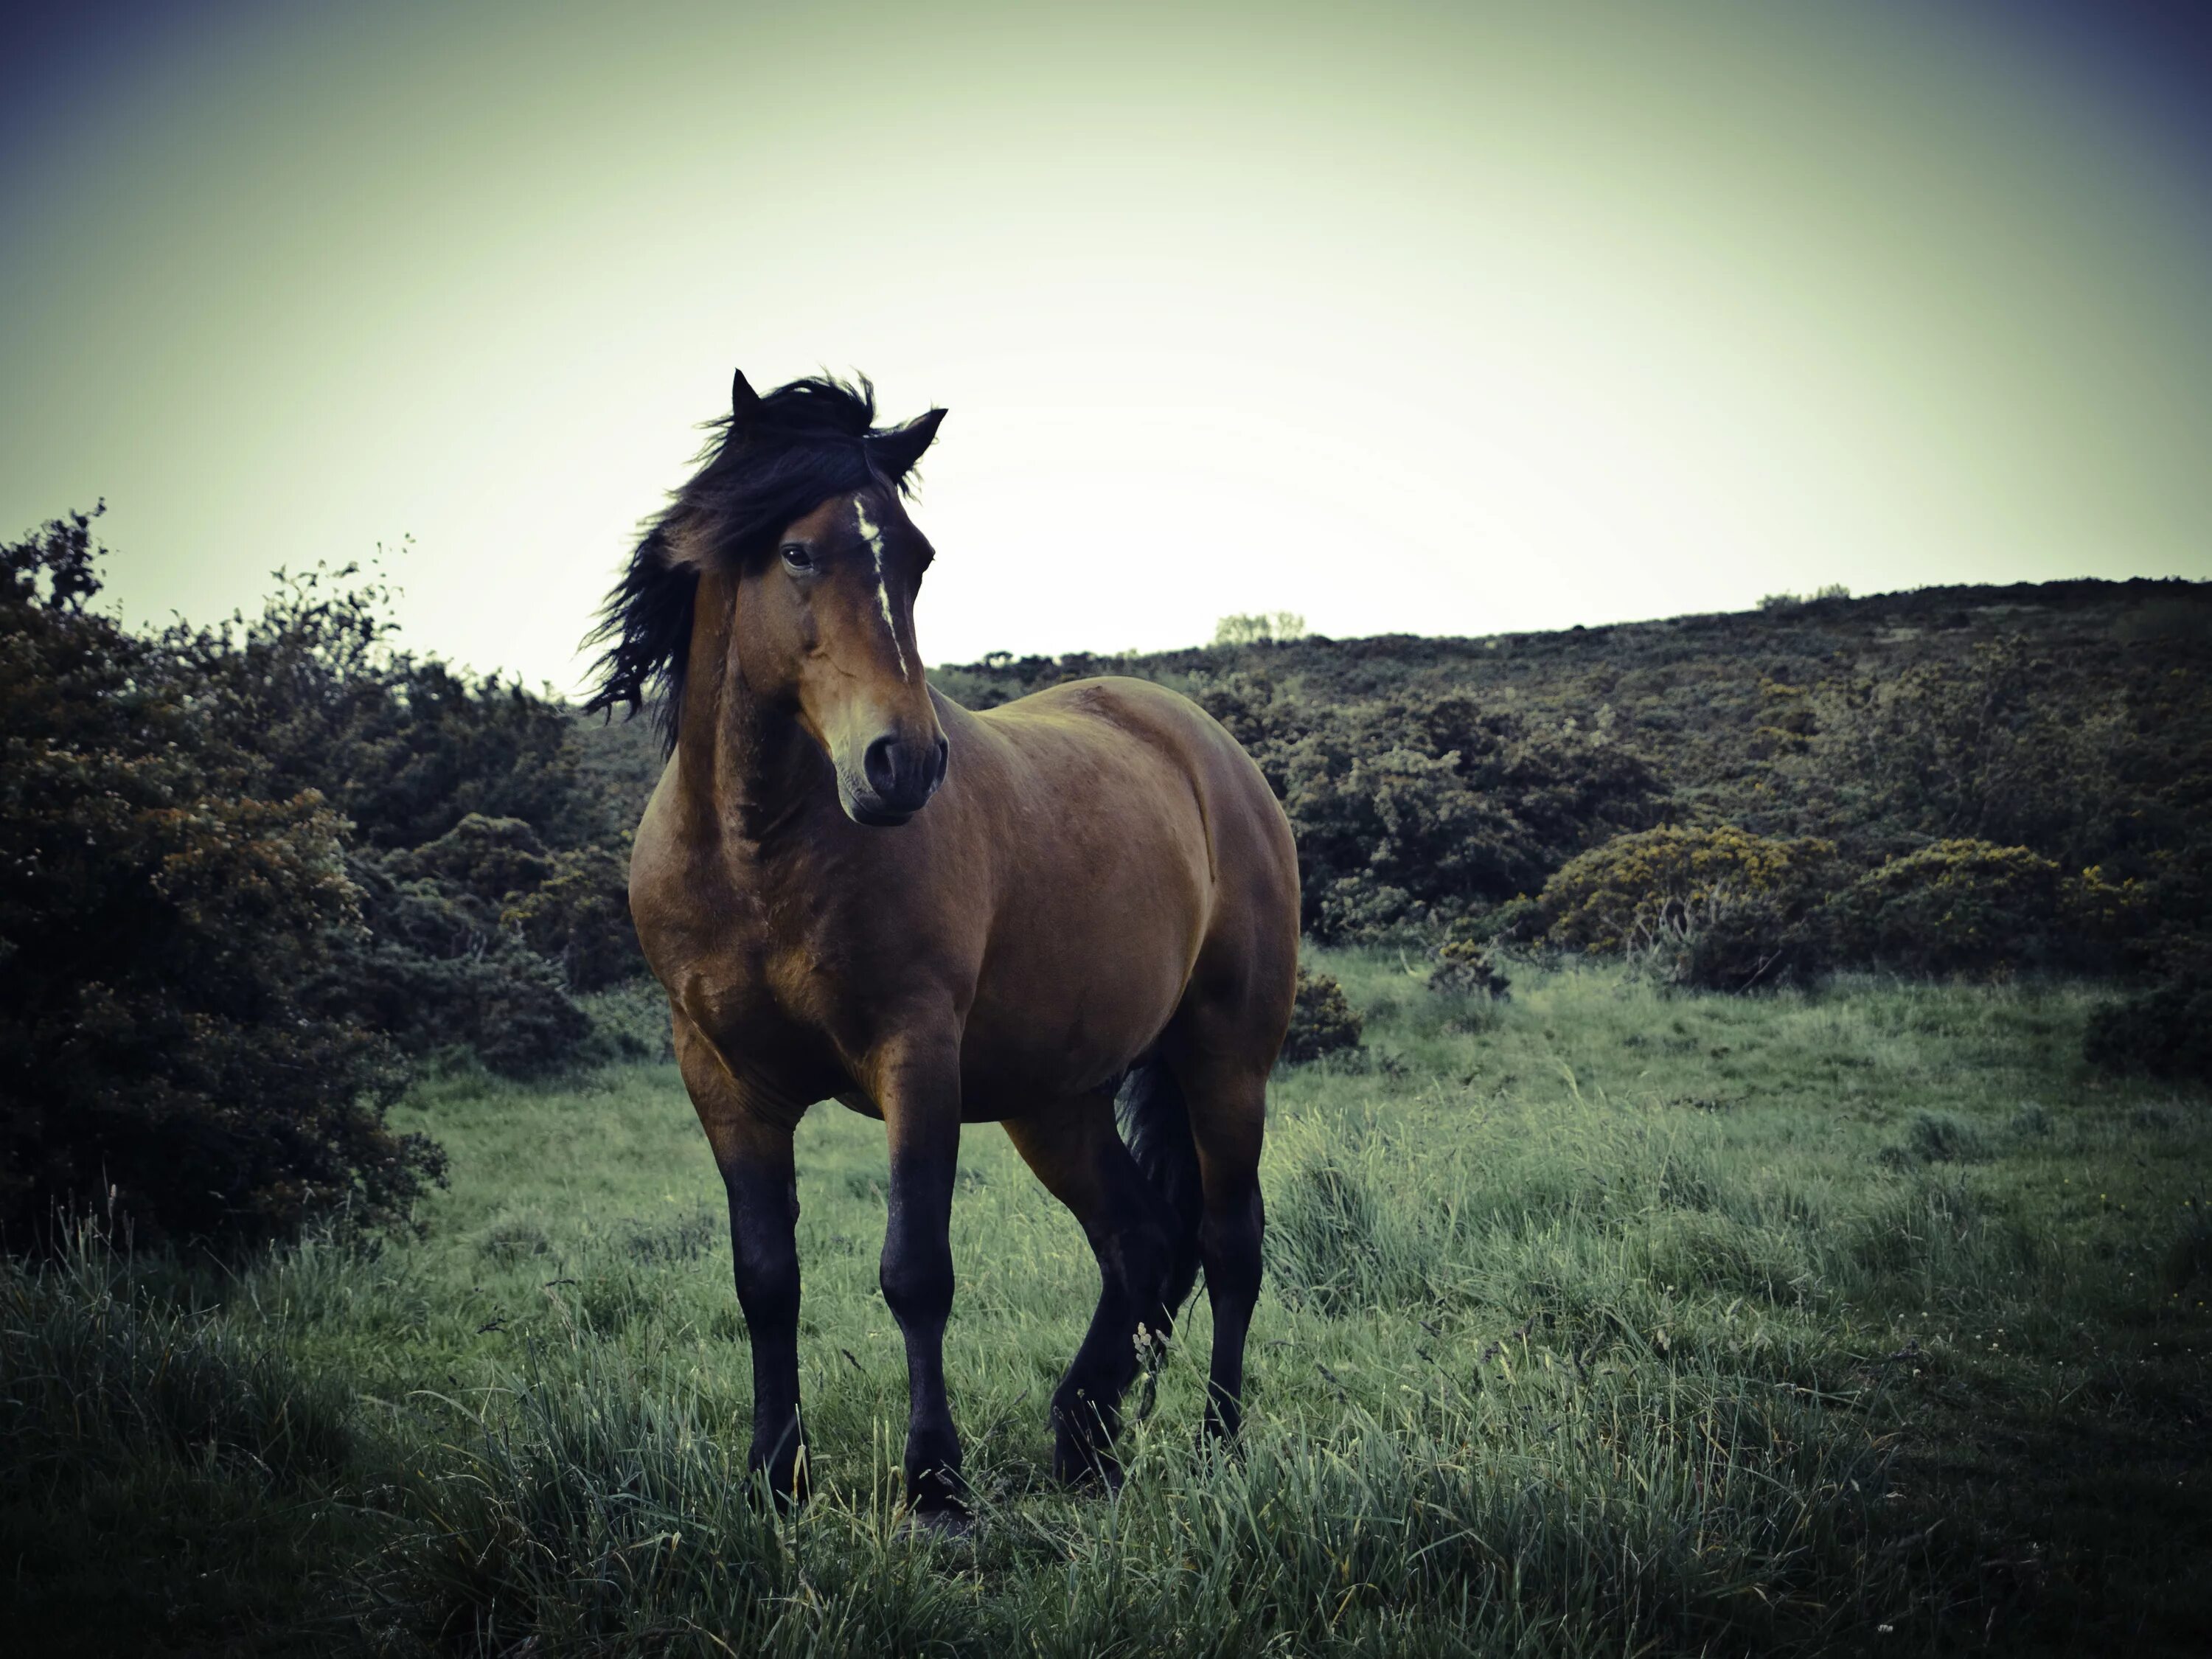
xmin=1116 ymin=1056 xmax=1204 ymax=1316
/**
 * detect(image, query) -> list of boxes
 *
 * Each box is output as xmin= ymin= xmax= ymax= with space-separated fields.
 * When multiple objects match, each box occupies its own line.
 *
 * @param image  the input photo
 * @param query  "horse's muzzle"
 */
xmin=848 ymin=732 xmax=949 ymax=825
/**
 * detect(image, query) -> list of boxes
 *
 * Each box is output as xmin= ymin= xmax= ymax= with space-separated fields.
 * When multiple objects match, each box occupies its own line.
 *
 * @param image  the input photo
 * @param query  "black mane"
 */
xmin=582 ymin=373 xmax=934 ymax=751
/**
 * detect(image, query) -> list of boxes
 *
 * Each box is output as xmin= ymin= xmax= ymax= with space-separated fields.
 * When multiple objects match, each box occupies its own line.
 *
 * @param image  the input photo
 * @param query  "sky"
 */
xmin=4 ymin=0 xmax=2211 ymax=695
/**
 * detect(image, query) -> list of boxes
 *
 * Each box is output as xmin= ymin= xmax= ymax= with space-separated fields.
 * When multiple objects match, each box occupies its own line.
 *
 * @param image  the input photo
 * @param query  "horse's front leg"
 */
xmin=872 ymin=1034 xmax=967 ymax=1523
xmin=676 ymin=1015 xmax=808 ymax=1504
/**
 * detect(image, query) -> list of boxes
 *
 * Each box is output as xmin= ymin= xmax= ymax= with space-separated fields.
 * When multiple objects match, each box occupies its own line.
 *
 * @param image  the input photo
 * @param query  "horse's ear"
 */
xmin=732 ymin=368 xmax=763 ymax=425
xmin=870 ymin=407 xmax=947 ymax=484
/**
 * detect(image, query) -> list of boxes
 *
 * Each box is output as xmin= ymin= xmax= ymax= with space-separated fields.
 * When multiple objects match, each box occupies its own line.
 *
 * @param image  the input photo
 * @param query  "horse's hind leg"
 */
xmin=1169 ymin=1053 xmax=1267 ymax=1442
xmin=1004 ymin=1096 xmax=1180 ymax=1484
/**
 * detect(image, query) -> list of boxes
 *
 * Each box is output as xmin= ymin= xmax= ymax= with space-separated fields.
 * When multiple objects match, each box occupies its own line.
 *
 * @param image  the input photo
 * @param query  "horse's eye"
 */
xmin=779 ymin=543 xmax=814 ymax=572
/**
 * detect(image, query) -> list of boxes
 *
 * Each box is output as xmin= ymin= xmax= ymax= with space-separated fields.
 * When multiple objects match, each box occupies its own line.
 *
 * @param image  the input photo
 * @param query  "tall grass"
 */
xmin=4 ymin=960 xmax=2207 ymax=1655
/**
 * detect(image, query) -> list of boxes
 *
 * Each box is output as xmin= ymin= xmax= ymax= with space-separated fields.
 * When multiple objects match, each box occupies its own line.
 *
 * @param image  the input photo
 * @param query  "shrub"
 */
xmin=1280 ymin=968 xmax=1364 ymax=1064
xmin=1831 ymin=840 xmax=2068 ymax=976
xmin=1537 ymin=826 xmax=1840 ymax=990
xmin=1252 ymin=694 xmax=1668 ymax=942
xmin=2083 ymin=949 xmax=2212 ymax=1085
xmin=330 ymin=855 xmax=588 ymax=1077
xmin=1427 ymin=931 xmax=1512 ymax=1001
xmin=0 ymin=513 xmax=442 ymax=1248
xmin=171 ymin=565 xmax=607 ymax=852
xmin=1807 ymin=636 xmax=2126 ymax=868
xmin=503 ymin=844 xmax=641 ymax=992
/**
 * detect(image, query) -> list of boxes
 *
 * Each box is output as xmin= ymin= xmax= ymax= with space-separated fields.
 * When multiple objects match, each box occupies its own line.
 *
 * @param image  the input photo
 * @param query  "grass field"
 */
xmin=6 ymin=954 xmax=2209 ymax=1656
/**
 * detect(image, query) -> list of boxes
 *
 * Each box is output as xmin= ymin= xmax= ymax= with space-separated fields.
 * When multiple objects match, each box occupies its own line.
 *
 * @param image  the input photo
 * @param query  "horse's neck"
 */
xmin=672 ymin=577 xmax=820 ymax=845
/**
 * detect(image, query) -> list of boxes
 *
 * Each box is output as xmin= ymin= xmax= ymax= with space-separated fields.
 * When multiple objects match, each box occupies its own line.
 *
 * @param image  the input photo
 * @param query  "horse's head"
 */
xmin=743 ymin=471 xmax=947 ymax=826
xmin=586 ymin=370 xmax=951 ymax=827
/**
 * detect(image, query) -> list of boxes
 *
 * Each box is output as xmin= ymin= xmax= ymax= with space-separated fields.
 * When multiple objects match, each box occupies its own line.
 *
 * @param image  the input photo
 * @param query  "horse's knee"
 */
xmin=880 ymin=1239 xmax=955 ymax=1327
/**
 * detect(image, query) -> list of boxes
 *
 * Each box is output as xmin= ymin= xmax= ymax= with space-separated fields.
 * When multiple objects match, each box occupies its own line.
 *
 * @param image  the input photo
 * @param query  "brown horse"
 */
xmin=585 ymin=371 xmax=1298 ymax=1523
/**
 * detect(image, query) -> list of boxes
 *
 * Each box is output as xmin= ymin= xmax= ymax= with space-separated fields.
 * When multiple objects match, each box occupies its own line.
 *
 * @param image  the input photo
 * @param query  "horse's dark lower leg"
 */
xmin=1180 ymin=1065 xmax=1267 ymax=1444
xmin=723 ymin=1149 xmax=807 ymax=1502
xmin=1197 ymin=1175 xmax=1264 ymax=1440
xmin=1005 ymin=1102 xmax=1176 ymax=1484
xmin=675 ymin=1015 xmax=809 ymax=1506
xmin=1054 ymin=1213 xmax=1175 ymax=1482
xmin=880 ymin=1107 xmax=965 ymax=1517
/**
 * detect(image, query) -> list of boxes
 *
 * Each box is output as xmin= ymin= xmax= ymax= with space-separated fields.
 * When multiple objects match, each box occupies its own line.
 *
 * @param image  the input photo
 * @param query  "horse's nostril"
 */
xmin=933 ymin=737 xmax=950 ymax=788
xmin=863 ymin=736 xmax=900 ymax=796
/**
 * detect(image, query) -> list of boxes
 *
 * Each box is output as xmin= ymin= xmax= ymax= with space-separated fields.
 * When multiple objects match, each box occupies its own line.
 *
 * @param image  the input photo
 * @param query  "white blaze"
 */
xmin=852 ymin=494 xmax=908 ymax=680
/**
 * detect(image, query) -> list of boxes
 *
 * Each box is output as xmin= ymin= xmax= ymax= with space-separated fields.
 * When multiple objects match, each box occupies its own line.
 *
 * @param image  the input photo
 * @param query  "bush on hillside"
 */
xmin=1537 ymin=826 xmax=1841 ymax=992
xmin=327 ymin=857 xmax=588 ymax=1077
xmin=0 ymin=513 xmax=442 ymax=1248
xmin=1830 ymin=840 xmax=2070 ymax=977
xmin=170 ymin=564 xmax=607 ymax=852
xmin=1281 ymin=968 xmax=1364 ymax=1064
xmin=2083 ymin=949 xmax=2212 ymax=1085
xmin=1427 ymin=928 xmax=1512 ymax=1000
xmin=165 ymin=568 xmax=638 ymax=1076
xmin=1808 ymin=636 xmax=2126 ymax=868
xmin=504 ymin=844 xmax=641 ymax=993
xmin=1200 ymin=688 xmax=1668 ymax=942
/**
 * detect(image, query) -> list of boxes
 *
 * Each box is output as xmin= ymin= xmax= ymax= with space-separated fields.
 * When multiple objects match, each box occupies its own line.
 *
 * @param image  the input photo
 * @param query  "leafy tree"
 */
xmin=0 ymin=513 xmax=442 ymax=1248
xmin=1213 ymin=611 xmax=1307 ymax=647
xmin=170 ymin=563 xmax=606 ymax=852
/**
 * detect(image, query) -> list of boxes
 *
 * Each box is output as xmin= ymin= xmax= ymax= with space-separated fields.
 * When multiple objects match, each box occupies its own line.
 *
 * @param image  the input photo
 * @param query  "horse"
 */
xmin=585 ymin=369 xmax=1299 ymax=1526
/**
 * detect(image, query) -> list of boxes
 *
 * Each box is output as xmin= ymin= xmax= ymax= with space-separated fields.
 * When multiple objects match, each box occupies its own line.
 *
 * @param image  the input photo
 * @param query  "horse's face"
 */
xmin=737 ymin=484 xmax=947 ymax=826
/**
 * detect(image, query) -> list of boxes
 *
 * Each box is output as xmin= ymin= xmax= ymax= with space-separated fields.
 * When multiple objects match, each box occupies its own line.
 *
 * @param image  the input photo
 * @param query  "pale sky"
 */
xmin=4 ymin=0 xmax=2210 ymax=694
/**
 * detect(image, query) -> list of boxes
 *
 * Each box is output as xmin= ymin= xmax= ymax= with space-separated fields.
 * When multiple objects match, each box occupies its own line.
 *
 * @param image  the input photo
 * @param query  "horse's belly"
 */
xmin=956 ymin=936 xmax=1190 ymax=1115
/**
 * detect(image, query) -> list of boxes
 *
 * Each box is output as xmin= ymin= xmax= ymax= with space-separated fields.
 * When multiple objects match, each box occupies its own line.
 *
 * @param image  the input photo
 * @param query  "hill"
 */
xmin=584 ymin=576 xmax=2212 ymax=827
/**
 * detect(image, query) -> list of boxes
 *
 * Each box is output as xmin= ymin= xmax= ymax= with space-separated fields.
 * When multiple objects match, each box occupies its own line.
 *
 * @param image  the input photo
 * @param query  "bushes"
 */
xmin=1281 ymin=968 xmax=1364 ymax=1064
xmin=0 ymin=514 xmax=442 ymax=1248
xmin=1532 ymin=827 xmax=2123 ymax=991
xmin=1428 ymin=931 xmax=1512 ymax=1001
xmin=1534 ymin=826 xmax=1840 ymax=991
xmin=1192 ymin=684 xmax=1669 ymax=942
xmin=0 ymin=507 xmax=655 ymax=1245
xmin=503 ymin=844 xmax=640 ymax=993
xmin=2084 ymin=949 xmax=2212 ymax=1084
xmin=1830 ymin=840 xmax=2069 ymax=975
xmin=328 ymin=855 xmax=588 ymax=1077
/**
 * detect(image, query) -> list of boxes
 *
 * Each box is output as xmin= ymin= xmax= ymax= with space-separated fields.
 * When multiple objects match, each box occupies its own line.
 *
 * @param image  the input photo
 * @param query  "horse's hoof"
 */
xmin=902 ymin=1505 xmax=978 ymax=1543
xmin=1052 ymin=1445 xmax=1124 ymax=1492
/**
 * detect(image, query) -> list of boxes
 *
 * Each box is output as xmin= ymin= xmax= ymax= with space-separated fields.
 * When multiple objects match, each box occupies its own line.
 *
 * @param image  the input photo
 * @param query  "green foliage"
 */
xmin=502 ymin=844 xmax=640 ymax=994
xmin=1280 ymin=967 xmax=1363 ymax=1063
xmin=169 ymin=563 xmax=607 ymax=852
xmin=1186 ymin=680 xmax=1669 ymax=940
xmin=1427 ymin=929 xmax=1512 ymax=1000
xmin=1806 ymin=636 xmax=2128 ymax=866
xmin=0 ymin=513 xmax=442 ymax=1248
xmin=2084 ymin=948 xmax=2212 ymax=1084
xmin=328 ymin=854 xmax=588 ymax=1077
xmin=1535 ymin=825 xmax=1840 ymax=991
xmin=1832 ymin=839 xmax=2070 ymax=976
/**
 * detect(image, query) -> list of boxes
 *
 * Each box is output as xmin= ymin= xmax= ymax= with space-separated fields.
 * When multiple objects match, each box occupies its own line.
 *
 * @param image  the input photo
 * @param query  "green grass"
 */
xmin=5 ymin=957 xmax=2209 ymax=1655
